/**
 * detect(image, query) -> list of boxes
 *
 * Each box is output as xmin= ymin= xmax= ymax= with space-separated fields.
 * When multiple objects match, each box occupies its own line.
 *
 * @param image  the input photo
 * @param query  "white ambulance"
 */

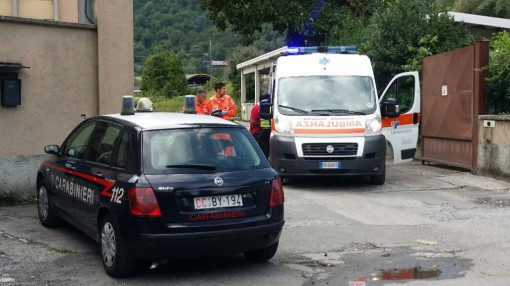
xmin=268 ymin=46 xmax=420 ymax=184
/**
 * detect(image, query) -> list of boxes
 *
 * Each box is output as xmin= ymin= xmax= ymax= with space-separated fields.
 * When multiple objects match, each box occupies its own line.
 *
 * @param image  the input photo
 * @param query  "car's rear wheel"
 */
xmin=37 ymin=180 xmax=60 ymax=227
xmin=101 ymin=214 xmax=135 ymax=277
xmin=244 ymin=242 xmax=279 ymax=262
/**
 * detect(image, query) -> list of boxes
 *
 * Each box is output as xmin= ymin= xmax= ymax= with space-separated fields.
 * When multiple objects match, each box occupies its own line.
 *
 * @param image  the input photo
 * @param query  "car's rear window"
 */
xmin=142 ymin=127 xmax=268 ymax=174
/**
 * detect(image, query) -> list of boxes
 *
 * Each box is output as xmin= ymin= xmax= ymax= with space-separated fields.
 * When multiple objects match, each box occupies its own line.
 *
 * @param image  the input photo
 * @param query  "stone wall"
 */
xmin=477 ymin=115 xmax=510 ymax=179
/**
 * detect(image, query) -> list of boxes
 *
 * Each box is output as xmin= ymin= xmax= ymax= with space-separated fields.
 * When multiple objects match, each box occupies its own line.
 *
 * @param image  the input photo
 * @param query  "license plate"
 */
xmin=320 ymin=161 xmax=340 ymax=169
xmin=194 ymin=194 xmax=243 ymax=210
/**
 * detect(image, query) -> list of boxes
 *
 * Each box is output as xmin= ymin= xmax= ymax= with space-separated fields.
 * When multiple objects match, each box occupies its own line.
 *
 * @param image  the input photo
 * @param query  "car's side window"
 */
xmin=114 ymin=130 xmax=130 ymax=169
xmin=86 ymin=122 xmax=122 ymax=165
xmin=63 ymin=122 xmax=97 ymax=159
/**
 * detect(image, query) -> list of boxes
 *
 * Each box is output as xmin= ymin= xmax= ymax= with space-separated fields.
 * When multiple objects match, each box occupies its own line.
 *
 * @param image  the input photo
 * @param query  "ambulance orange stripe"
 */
xmin=294 ymin=128 xmax=365 ymax=134
xmin=381 ymin=113 xmax=421 ymax=128
xmin=42 ymin=162 xmax=119 ymax=200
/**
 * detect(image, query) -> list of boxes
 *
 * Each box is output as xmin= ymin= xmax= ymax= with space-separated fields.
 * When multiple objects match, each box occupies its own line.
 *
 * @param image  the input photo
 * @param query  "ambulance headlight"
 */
xmin=274 ymin=115 xmax=294 ymax=134
xmin=365 ymin=114 xmax=381 ymax=135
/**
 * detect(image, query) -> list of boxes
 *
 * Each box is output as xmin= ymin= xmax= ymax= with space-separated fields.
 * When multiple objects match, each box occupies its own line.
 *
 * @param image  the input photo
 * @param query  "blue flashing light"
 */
xmin=286 ymin=46 xmax=357 ymax=55
xmin=287 ymin=47 xmax=300 ymax=54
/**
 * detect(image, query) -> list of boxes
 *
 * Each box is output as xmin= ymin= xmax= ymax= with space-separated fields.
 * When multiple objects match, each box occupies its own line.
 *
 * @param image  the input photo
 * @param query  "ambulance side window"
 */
xmin=384 ymin=76 xmax=414 ymax=114
xmin=63 ymin=122 xmax=97 ymax=159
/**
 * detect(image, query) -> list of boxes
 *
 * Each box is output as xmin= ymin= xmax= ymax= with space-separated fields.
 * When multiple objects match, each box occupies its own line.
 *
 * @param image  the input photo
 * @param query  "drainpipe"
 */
xmin=12 ymin=0 xmax=17 ymax=17
xmin=53 ymin=0 xmax=59 ymax=21
xmin=79 ymin=0 xmax=94 ymax=24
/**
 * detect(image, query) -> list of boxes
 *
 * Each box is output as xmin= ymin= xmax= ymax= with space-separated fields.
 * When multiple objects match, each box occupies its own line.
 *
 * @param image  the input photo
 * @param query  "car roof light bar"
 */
xmin=286 ymin=46 xmax=357 ymax=55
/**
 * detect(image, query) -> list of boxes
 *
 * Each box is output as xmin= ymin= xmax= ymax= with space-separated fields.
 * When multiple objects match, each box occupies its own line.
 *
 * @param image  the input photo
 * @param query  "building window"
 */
xmin=0 ymin=0 xmax=93 ymax=24
xmin=18 ymin=0 xmax=54 ymax=20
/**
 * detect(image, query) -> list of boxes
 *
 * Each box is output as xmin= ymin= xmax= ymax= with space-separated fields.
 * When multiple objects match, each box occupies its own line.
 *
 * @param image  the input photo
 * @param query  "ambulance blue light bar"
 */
xmin=286 ymin=46 xmax=357 ymax=55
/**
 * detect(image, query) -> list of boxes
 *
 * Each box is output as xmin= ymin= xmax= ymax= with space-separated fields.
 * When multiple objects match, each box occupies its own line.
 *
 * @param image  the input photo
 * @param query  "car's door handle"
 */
xmin=95 ymin=172 xmax=103 ymax=177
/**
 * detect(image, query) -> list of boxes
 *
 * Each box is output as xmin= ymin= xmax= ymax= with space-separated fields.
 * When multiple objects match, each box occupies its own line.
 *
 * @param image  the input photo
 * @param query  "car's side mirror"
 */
xmin=380 ymin=98 xmax=400 ymax=118
xmin=44 ymin=145 xmax=60 ymax=155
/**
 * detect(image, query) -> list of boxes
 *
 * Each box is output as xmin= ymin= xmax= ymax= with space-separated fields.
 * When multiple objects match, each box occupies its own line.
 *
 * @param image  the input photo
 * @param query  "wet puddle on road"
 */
xmin=349 ymin=266 xmax=441 ymax=285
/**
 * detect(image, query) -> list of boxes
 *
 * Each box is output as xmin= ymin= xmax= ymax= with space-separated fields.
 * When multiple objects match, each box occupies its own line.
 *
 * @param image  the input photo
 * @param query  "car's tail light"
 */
xmin=269 ymin=178 xmax=284 ymax=207
xmin=129 ymin=187 xmax=162 ymax=217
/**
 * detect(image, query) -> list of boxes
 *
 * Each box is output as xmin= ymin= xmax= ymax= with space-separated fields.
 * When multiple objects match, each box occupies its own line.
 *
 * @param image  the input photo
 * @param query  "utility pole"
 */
xmin=209 ymin=39 xmax=212 ymax=89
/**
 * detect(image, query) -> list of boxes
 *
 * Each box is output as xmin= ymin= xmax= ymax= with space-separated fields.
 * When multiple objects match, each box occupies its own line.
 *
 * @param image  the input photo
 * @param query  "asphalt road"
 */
xmin=1 ymin=161 xmax=510 ymax=286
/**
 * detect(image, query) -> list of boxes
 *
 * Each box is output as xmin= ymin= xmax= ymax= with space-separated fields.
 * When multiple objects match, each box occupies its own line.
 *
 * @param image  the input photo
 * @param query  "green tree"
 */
xmin=141 ymin=51 xmax=188 ymax=98
xmin=487 ymin=31 xmax=510 ymax=113
xmin=435 ymin=0 xmax=510 ymax=18
xmin=361 ymin=0 xmax=473 ymax=90
xmin=226 ymin=46 xmax=264 ymax=100
xmin=199 ymin=0 xmax=381 ymax=46
xmin=134 ymin=0 xmax=284 ymax=76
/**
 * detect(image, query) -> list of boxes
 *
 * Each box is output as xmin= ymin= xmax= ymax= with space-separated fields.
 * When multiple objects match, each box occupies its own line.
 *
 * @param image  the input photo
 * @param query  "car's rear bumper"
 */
xmin=128 ymin=221 xmax=284 ymax=260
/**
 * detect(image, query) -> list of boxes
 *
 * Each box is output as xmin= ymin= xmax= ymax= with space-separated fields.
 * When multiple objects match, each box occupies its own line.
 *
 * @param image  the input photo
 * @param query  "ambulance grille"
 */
xmin=302 ymin=143 xmax=358 ymax=156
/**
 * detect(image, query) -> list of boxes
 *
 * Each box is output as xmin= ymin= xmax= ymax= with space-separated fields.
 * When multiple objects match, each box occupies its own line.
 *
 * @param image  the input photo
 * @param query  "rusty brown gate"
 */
xmin=421 ymin=42 xmax=489 ymax=171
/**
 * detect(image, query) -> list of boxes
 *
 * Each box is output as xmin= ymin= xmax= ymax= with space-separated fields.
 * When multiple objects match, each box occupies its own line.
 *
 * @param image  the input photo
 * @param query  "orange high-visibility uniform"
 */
xmin=181 ymin=99 xmax=212 ymax=115
xmin=209 ymin=93 xmax=237 ymax=120
xmin=196 ymin=99 xmax=212 ymax=115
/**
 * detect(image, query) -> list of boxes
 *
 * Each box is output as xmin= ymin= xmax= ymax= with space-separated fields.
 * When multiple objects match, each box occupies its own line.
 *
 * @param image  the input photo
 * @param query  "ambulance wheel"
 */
xmin=101 ymin=214 xmax=135 ymax=277
xmin=370 ymin=164 xmax=386 ymax=185
xmin=37 ymin=179 xmax=60 ymax=227
xmin=244 ymin=242 xmax=279 ymax=262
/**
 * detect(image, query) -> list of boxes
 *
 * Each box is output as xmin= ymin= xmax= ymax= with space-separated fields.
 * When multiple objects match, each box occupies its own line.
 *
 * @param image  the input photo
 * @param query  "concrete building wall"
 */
xmin=477 ymin=115 xmax=510 ymax=179
xmin=96 ymin=0 xmax=133 ymax=115
xmin=0 ymin=20 xmax=98 ymax=156
xmin=0 ymin=0 xmax=133 ymax=199
xmin=0 ymin=20 xmax=97 ymax=198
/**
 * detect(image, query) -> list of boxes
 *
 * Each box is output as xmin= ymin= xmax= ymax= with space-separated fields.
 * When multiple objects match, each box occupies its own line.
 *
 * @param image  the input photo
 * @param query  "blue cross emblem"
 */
xmin=319 ymin=57 xmax=330 ymax=66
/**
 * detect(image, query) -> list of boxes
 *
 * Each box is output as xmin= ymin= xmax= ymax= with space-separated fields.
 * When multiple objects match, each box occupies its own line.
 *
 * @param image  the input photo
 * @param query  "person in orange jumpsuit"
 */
xmin=209 ymin=82 xmax=237 ymax=120
xmin=195 ymin=89 xmax=212 ymax=115
xmin=183 ymin=89 xmax=212 ymax=115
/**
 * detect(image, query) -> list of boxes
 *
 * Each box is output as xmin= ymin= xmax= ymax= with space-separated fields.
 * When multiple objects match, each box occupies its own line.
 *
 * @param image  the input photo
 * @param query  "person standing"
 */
xmin=194 ymin=89 xmax=212 ymax=115
xmin=250 ymin=93 xmax=271 ymax=158
xmin=209 ymin=82 xmax=237 ymax=120
xmin=250 ymin=101 xmax=261 ymax=135
xmin=182 ymin=89 xmax=211 ymax=115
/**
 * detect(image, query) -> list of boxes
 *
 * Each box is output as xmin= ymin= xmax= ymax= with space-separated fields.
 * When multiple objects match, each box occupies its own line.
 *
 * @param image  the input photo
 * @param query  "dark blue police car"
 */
xmin=36 ymin=112 xmax=284 ymax=277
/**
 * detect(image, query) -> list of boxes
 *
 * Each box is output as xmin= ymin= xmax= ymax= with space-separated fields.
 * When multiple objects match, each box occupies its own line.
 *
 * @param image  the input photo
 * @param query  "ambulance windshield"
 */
xmin=277 ymin=76 xmax=377 ymax=116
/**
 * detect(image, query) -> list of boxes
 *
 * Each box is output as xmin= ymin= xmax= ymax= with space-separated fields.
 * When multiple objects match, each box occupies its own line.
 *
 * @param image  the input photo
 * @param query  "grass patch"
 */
xmin=0 ymin=250 xmax=5 ymax=256
xmin=0 ymin=191 xmax=35 ymax=206
xmin=146 ymin=86 xmax=243 ymax=121
xmin=151 ymin=96 xmax=186 ymax=112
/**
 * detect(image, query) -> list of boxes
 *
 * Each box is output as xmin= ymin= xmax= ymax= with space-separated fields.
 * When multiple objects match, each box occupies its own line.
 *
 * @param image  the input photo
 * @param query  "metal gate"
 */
xmin=421 ymin=41 xmax=489 ymax=171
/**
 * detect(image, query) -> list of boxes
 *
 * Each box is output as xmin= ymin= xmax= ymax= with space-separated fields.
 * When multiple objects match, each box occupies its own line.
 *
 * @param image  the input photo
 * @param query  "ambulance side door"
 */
xmin=379 ymin=71 xmax=420 ymax=164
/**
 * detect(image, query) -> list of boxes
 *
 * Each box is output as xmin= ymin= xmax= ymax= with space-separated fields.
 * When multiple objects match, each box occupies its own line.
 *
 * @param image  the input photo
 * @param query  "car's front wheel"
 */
xmin=244 ymin=242 xmax=279 ymax=262
xmin=100 ymin=214 xmax=135 ymax=277
xmin=37 ymin=180 xmax=60 ymax=227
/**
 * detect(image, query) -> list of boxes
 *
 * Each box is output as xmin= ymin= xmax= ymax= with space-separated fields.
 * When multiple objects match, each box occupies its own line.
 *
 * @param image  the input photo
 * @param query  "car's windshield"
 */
xmin=277 ymin=76 xmax=377 ymax=116
xmin=142 ymin=127 xmax=267 ymax=174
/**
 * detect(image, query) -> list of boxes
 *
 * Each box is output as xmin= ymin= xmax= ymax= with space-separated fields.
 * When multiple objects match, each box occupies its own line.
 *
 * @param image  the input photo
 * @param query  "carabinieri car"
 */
xmin=36 ymin=112 xmax=284 ymax=277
